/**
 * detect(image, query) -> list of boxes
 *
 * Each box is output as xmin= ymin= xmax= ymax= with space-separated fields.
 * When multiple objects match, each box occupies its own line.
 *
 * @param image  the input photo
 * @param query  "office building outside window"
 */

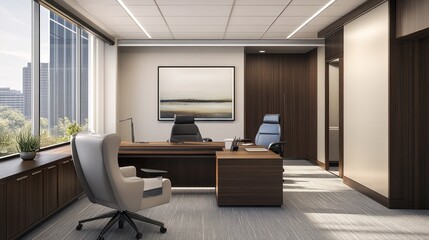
xmin=0 ymin=0 xmax=32 ymax=157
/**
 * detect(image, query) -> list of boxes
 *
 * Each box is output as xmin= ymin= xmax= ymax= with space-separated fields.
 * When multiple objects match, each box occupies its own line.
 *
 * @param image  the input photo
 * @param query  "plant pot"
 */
xmin=20 ymin=151 xmax=37 ymax=161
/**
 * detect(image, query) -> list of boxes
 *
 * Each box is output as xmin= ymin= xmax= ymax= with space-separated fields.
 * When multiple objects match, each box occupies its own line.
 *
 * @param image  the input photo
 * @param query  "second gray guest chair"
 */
xmin=71 ymin=133 xmax=171 ymax=240
xmin=255 ymin=114 xmax=287 ymax=156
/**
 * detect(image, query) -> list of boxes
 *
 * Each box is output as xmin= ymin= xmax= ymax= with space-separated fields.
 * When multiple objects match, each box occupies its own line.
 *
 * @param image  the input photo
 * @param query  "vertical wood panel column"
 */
xmin=244 ymin=53 xmax=317 ymax=160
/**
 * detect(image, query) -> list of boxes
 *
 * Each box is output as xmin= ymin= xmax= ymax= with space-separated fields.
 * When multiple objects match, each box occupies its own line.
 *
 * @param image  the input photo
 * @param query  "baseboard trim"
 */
xmin=317 ymin=160 xmax=325 ymax=169
xmin=343 ymin=176 xmax=389 ymax=208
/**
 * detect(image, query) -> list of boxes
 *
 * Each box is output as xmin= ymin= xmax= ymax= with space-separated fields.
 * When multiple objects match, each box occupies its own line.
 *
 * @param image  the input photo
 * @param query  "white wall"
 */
xmin=344 ymin=2 xmax=389 ymax=197
xmin=317 ymin=46 xmax=326 ymax=164
xmin=117 ymin=46 xmax=244 ymax=142
xmin=104 ymin=43 xmax=118 ymax=134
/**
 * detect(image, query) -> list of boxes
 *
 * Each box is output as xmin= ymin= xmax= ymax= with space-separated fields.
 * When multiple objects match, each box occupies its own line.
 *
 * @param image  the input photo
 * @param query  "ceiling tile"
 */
xmin=165 ymin=17 xmax=229 ymax=26
xmin=97 ymin=16 xmax=136 ymax=26
xmin=291 ymin=32 xmax=317 ymax=38
xmin=127 ymin=6 xmax=161 ymax=17
xmin=122 ymin=0 xmax=156 ymax=5
xmin=143 ymin=25 xmax=170 ymax=32
xmin=319 ymin=5 xmax=361 ymax=17
xmin=110 ymin=25 xmax=141 ymax=33
xmin=299 ymin=24 xmax=325 ymax=32
xmin=224 ymin=32 xmax=262 ymax=39
xmin=173 ymin=32 xmax=224 ymax=39
xmin=262 ymin=32 xmax=288 ymax=39
xmin=147 ymin=32 xmax=174 ymax=39
xmin=117 ymin=32 xmax=151 ymax=39
xmin=81 ymin=5 xmax=128 ymax=16
xmin=228 ymin=17 xmax=277 ymax=26
xmin=226 ymin=25 xmax=268 ymax=33
xmin=159 ymin=6 xmax=232 ymax=17
xmin=75 ymin=0 xmax=118 ymax=6
xmin=136 ymin=17 xmax=166 ymax=25
xmin=232 ymin=6 xmax=285 ymax=17
xmin=281 ymin=5 xmax=321 ymax=17
xmin=289 ymin=0 xmax=330 ymax=6
xmin=156 ymin=0 xmax=233 ymax=5
xmin=235 ymin=0 xmax=291 ymax=5
xmin=169 ymin=26 xmax=226 ymax=33
xmin=273 ymin=16 xmax=307 ymax=25
xmin=266 ymin=25 xmax=295 ymax=33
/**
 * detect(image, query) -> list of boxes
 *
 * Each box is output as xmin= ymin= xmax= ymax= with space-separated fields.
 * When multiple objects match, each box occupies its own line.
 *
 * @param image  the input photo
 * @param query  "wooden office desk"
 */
xmin=216 ymin=148 xmax=283 ymax=206
xmin=118 ymin=141 xmax=225 ymax=187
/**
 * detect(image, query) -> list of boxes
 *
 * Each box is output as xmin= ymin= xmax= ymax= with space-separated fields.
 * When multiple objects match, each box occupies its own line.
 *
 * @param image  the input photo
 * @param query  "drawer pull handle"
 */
xmin=62 ymin=160 xmax=70 ymax=164
xmin=48 ymin=165 xmax=56 ymax=169
xmin=17 ymin=176 xmax=28 ymax=181
xmin=32 ymin=171 xmax=42 ymax=175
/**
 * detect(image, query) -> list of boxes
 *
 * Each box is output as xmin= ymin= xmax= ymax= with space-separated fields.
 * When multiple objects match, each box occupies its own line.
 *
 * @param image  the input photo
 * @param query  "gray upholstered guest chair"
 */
xmin=71 ymin=133 xmax=171 ymax=240
xmin=169 ymin=115 xmax=212 ymax=142
xmin=255 ymin=114 xmax=287 ymax=156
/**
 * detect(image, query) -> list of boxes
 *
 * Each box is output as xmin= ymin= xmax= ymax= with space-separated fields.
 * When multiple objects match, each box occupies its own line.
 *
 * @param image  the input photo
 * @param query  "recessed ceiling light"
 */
xmin=116 ymin=0 xmax=152 ymax=38
xmin=287 ymin=0 xmax=336 ymax=39
xmin=259 ymin=50 xmax=266 ymax=53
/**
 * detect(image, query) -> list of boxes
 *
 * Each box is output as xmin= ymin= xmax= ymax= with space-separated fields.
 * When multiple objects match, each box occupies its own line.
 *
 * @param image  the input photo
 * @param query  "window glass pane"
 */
xmin=40 ymin=7 xmax=77 ymax=147
xmin=80 ymin=30 xmax=89 ymax=130
xmin=0 ymin=0 xmax=32 ymax=157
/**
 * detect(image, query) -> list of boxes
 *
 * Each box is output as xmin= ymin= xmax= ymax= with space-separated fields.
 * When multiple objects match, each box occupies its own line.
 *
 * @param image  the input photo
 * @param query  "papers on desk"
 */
xmin=245 ymin=147 xmax=268 ymax=152
xmin=143 ymin=176 xmax=163 ymax=197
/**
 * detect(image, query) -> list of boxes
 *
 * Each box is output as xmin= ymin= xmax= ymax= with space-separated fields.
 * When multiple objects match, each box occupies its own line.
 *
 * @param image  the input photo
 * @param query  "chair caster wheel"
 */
xmin=97 ymin=236 xmax=104 ymax=240
xmin=160 ymin=226 xmax=167 ymax=233
xmin=76 ymin=223 xmax=83 ymax=230
xmin=136 ymin=232 xmax=143 ymax=239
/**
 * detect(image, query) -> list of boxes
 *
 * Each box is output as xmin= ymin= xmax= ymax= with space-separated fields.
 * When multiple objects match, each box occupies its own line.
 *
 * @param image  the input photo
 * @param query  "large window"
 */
xmin=0 ymin=0 xmax=32 ymax=157
xmin=0 ymin=2 xmax=93 ymax=158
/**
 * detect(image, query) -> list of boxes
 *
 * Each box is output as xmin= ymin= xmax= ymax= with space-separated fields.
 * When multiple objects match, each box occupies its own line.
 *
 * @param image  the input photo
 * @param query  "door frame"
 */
xmin=325 ymin=57 xmax=344 ymax=178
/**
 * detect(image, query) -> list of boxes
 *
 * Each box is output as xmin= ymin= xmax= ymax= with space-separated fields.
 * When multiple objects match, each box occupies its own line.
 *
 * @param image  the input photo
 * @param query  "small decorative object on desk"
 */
xmin=16 ymin=129 xmax=40 ymax=161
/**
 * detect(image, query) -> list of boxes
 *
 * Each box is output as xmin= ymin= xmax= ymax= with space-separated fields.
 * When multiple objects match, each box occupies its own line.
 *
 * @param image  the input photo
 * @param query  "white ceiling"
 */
xmin=64 ymin=0 xmax=367 ymax=40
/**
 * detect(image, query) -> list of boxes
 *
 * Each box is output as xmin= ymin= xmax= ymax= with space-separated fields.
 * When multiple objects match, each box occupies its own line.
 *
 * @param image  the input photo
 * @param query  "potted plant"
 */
xmin=16 ymin=130 xmax=40 ymax=160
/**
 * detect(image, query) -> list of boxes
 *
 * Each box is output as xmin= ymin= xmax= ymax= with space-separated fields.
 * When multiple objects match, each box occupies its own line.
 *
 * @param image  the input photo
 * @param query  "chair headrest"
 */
xmin=174 ymin=115 xmax=195 ymax=124
xmin=263 ymin=114 xmax=280 ymax=124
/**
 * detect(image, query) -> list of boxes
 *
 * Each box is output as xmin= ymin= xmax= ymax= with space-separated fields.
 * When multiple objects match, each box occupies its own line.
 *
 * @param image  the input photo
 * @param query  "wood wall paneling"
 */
xmin=0 ymin=184 xmax=6 ymax=240
xmin=325 ymin=29 xmax=344 ymax=61
xmin=396 ymin=0 xmax=429 ymax=38
xmin=244 ymin=52 xmax=318 ymax=160
xmin=389 ymin=0 xmax=429 ymax=209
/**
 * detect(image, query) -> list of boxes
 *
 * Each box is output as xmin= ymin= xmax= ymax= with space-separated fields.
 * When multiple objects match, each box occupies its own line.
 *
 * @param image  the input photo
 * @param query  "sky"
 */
xmin=0 ymin=0 xmax=50 ymax=91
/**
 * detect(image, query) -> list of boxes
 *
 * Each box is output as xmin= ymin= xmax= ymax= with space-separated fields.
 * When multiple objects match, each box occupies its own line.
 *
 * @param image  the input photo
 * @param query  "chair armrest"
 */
xmin=140 ymin=168 xmax=168 ymax=177
xmin=268 ymin=142 xmax=287 ymax=156
xmin=203 ymin=138 xmax=212 ymax=142
xmin=120 ymin=166 xmax=137 ymax=178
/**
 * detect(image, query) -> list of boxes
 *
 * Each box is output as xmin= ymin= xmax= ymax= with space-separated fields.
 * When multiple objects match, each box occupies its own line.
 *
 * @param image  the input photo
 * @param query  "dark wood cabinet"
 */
xmin=28 ymin=170 xmax=44 ymax=225
xmin=0 ymin=145 xmax=84 ymax=239
xmin=44 ymin=165 xmax=58 ymax=215
xmin=58 ymin=159 xmax=76 ymax=206
xmin=6 ymin=174 xmax=29 ymax=239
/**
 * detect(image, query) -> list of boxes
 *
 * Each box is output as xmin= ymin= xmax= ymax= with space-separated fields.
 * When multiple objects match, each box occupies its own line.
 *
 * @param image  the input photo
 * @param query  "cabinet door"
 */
xmin=44 ymin=165 xmax=58 ymax=215
xmin=0 ymin=184 xmax=6 ymax=240
xmin=73 ymin=160 xmax=84 ymax=196
xmin=58 ymin=159 xmax=76 ymax=206
xmin=28 ymin=170 xmax=44 ymax=224
xmin=7 ymin=174 xmax=28 ymax=239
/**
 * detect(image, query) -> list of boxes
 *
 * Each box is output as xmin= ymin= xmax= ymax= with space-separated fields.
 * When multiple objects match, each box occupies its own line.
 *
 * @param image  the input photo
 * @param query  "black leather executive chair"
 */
xmin=71 ymin=133 xmax=171 ymax=240
xmin=255 ymin=114 xmax=287 ymax=156
xmin=169 ymin=115 xmax=212 ymax=142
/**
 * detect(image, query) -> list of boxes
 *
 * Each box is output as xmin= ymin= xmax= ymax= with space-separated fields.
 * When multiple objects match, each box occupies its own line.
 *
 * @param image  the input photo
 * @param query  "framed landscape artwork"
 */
xmin=158 ymin=66 xmax=235 ymax=121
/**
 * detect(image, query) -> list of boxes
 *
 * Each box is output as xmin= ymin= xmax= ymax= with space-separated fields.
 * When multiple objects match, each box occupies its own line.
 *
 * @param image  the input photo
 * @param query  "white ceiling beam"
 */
xmin=117 ymin=39 xmax=324 ymax=47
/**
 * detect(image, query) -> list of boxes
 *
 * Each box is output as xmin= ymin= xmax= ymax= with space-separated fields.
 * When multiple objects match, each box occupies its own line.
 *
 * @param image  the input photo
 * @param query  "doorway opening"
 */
xmin=326 ymin=58 xmax=343 ymax=178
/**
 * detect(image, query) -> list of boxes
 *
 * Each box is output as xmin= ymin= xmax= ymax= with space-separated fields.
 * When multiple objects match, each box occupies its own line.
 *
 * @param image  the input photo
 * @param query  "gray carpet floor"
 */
xmin=23 ymin=160 xmax=429 ymax=240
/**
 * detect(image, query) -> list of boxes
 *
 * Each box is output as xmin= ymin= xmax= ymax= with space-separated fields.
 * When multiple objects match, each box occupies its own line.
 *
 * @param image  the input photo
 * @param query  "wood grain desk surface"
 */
xmin=119 ymin=141 xmax=225 ymax=155
xmin=216 ymin=148 xmax=282 ymax=160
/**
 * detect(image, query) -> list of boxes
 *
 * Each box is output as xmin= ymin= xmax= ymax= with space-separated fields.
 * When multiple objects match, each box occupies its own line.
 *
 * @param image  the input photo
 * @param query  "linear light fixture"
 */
xmin=116 ymin=0 xmax=152 ymax=38
xmin=287 ymin=0 xmax=336 ymax=39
